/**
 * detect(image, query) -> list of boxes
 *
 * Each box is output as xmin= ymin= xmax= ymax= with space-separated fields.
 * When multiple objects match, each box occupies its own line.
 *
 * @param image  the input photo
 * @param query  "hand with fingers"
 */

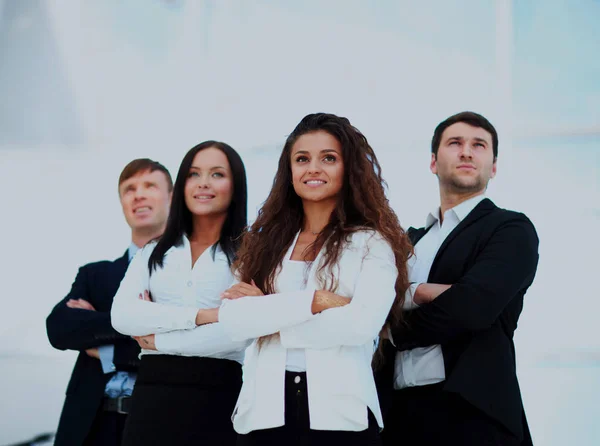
xmin=66 ymin=298 xmax=96 ymax=311
xmin=221 ymin=280 xmax=264 ymax=300
xmin=138 ymin=290 xmax=152 ymax=302
xmin=133 ymin=334 xmax=157 ymax=351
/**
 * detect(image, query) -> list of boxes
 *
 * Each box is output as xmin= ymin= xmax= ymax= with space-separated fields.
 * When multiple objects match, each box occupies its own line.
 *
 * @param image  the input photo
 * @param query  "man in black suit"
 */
xmin=379 ymin=112 xmax=539 ymax=445
xmin=47 ymin=159 xmax=173 ymax=446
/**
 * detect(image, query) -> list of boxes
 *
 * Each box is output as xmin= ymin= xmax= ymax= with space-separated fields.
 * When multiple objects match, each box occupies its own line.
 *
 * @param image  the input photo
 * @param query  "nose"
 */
xmin=197 ymin=175 xmax=210 ymax=188
xmin=133 ymin=187 xmax=147 ymax=201
xmin=307 ymin=159 xmax=322 ymax=174
xmin=459 ymin=144 xmax=473 ymax=159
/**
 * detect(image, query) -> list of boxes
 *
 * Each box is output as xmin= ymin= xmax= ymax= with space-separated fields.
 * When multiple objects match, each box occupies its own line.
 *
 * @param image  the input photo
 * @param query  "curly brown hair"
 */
xmin=234 ymin=113 xmax=412 ymax=367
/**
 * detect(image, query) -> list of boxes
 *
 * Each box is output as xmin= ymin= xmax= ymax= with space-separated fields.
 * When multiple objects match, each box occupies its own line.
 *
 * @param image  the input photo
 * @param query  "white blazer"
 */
xmin=219 ymin=230 xmax=398 ymax=434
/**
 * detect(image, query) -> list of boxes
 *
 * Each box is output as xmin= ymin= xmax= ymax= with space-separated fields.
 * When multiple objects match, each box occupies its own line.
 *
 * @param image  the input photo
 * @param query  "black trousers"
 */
xmin=83 ymin=410 xmax=128 ymax=446
xmin=237 ymin=371 xmax=381 ymax=446
xmin=122 ymin=355 xmax=242 ymax=446
xmin=381 ymin=383 xmax=520 ymax=446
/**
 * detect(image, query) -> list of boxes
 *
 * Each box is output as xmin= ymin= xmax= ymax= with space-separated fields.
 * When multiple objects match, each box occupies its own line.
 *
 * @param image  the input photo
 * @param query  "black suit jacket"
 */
xmin=377 ymin=199 xmax=538 ymax=443
xmin=46 ymin=251 xmax=141 ymax=446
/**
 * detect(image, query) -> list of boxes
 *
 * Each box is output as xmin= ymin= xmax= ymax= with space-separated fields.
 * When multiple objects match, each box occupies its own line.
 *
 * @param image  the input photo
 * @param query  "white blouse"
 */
xmin=111 ymin=236 xmax=248 ymax=363
xmin=280 ymin=258 xmax=309 ymax=372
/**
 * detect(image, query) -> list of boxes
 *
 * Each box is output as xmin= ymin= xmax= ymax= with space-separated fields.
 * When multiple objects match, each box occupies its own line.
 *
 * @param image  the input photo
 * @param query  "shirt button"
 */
xmin=294 ymin=375 xmax=301 ymax=384
xmin=187 ymin=281 xmax=193 ymax=287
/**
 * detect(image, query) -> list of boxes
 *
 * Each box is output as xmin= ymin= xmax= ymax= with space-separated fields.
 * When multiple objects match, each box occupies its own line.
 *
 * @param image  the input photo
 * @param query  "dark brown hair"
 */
xmin=431 ymin=111 xmax=498 ymax=159
xmin=233 ymin=113 xmax=412 ymax=367
xmin=118 ymin=158 xmax=173 ymax=194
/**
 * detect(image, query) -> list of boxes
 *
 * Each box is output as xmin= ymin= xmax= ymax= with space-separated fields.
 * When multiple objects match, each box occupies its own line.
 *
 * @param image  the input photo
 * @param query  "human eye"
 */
xmin=187 ymin=171 xmax=199 ymax=178
xmin=323 ymin=154 xmax=337 ymax=163
xmin=295 ymin=155 xmax=309 ymax=163
xmin=212 ymin=172 xmax=224 ymax=178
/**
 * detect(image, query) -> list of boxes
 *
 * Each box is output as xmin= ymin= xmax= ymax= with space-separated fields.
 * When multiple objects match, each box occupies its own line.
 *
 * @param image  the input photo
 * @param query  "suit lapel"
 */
xmin=428 ymin=198 xmax=497 ymax=281
xmin=114 ymin=250 xmax=130 ymax=280
xmin=408 ymin=225 xmax=433 ymax=246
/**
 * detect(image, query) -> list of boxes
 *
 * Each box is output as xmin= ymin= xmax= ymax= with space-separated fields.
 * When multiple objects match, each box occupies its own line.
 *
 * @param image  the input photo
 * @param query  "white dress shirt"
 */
xmin=219 ymin=230 xmax=397 ymax=434
xmin=111 ymin=236 xmax=248 ymax=363
xmin=394 ymin=194 xmax=486 ymax=389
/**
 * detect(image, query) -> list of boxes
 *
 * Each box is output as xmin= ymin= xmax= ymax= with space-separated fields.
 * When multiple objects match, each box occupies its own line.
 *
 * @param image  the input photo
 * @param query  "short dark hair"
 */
xmin=118 ymin=158 xmax=173 ymax=193
xmin=431 ymin=111 xmax=498 ymax=159
xmin=148 ymin=141 xmax=248 ymax=270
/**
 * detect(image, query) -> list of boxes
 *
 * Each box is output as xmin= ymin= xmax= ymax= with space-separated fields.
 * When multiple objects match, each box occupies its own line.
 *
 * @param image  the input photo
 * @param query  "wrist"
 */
xmin=195 ymin=308 xmax=219 ymax=326
xmin=311 ymin=290 xmax=324 ymax=314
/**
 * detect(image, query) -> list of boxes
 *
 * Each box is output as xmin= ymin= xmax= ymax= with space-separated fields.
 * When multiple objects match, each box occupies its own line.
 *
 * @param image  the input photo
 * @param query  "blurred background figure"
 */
xmin=45 ymin=159 xmax=172 ymax=446
xmin=0 ymin=1 xmax=597 ymax=445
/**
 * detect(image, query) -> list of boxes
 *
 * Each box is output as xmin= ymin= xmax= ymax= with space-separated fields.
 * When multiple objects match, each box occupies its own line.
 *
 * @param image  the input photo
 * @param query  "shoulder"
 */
xmin=488 ymin=203 xmax=537 ymax=233
xmin=346 ymin=229 xmax=394 ymax=259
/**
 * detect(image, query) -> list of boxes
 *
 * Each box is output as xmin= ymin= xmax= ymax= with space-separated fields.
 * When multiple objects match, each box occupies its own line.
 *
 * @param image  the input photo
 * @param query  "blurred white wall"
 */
xmin=0 ymin=0 xmax=598 ymax=444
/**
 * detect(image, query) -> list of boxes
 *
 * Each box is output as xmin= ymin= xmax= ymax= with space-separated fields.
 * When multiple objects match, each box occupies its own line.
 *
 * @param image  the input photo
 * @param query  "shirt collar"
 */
xmin=426 ymin=193 xmax=487 ymax=227
xmin=128 ymin=242 xmax=141 ymax=262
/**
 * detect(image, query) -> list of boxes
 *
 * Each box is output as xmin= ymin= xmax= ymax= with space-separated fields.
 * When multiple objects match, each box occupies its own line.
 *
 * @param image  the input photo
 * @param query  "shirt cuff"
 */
xmin=98 ymin=345 xmax=116 ymax=374
xmin=403 ymin=283 xmax=421 ymax=310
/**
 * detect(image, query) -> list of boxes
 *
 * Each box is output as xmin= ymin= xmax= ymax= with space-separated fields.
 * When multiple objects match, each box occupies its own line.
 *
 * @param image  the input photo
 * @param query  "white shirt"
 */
xmin=219 ymin=230 xmax=397 ymax=434
xmin=111 ymin=236 xmax=249 ymax=363
xmin=394 ymin=194 xmax=486 ymax=389
xmin=280 ymin=256 xmax=309 ymax=372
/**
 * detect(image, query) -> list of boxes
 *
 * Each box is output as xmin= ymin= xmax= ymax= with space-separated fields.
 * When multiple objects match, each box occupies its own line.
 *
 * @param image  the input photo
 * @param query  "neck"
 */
xmin=189 ymin=213 xmax=226 ymax=245
xmin=439 ymin=189 xmax=484 ymax=222
xmin=131 ymin=224 xmax=166 ymax=248
xmin=301 ymin=199 xmax=336 ymax=234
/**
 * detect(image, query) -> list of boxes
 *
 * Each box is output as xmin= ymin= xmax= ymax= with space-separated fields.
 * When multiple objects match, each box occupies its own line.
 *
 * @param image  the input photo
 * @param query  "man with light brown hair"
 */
xmin=47 ymin=159 xmax=172 ymax=446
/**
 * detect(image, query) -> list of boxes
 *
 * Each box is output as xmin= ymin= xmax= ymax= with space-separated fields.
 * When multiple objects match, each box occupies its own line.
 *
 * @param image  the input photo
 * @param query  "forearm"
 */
xmin=219 ymin=289 xmax=316 ymax=342
xmin=111 ymin=298 xmax=199 ymax=336
xmin=155 ymin=322 xmax=251 ymax=357
xmin=392 ymin=219 xmax=539 ymax=349
xmin=46 ymin=307 xmax=128 ymax=351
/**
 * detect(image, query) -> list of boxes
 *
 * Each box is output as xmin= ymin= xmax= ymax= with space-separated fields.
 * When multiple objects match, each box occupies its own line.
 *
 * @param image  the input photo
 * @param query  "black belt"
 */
xmin=102 ymin=396 xmax=132 ymax=414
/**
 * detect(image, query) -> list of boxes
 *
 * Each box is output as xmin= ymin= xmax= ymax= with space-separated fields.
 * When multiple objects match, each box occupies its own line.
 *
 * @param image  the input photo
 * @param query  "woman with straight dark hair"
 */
xmin=193 ymin=114 xmax=412 ymax=445
xmin=111 ymin=141 xmax=249 ymax=446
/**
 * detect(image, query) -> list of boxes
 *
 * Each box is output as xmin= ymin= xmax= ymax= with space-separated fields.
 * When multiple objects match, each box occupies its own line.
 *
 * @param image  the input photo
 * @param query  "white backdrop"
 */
xmin=0 ymin=1 xmax=598 ymax=444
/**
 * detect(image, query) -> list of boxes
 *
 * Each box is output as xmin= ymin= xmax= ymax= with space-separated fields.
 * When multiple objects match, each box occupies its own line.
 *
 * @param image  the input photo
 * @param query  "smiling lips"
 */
xmin=193 ymin=194 xmax=216 ymax=201
xmin=133 ymin=206 xmax=152 ymax=215
xmin=304 ymin=179 xmax=327 ymax=187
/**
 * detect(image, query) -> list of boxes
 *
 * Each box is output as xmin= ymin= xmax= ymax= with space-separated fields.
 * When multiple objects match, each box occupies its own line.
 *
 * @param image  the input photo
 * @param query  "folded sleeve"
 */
xmin=219 ymin=287 xmax=316 ymax=342
xmin=279 ymin=232 xmax=398 ymax=349
xmin=155 ymin=322 xmax=251 ymax=357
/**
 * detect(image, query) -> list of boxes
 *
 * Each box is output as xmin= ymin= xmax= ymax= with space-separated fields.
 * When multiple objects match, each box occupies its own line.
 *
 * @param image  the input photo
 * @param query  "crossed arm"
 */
xmin=46 ymin=265 xmax=139 ymax=368
xmin=390 ymin=217 xmax=539 ymax=350
xmin=209 ymin=235 xmax=398 ymax=349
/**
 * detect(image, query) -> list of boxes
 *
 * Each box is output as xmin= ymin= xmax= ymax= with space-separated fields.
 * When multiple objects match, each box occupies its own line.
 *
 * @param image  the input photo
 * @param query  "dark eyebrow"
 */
xmin=472 ymin=137 xmax=489 ymax=145
xmin=293 ymin=149 xmax=340 ymax=155
xmin=189 ymin=165 xmax=227 ymax=171
xmin=446 ymin=136 xmax=464 ymax=142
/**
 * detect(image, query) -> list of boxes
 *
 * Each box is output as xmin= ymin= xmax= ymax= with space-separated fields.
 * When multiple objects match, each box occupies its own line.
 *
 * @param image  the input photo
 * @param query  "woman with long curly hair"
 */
xmin=194 ymin=113 xmax=412 ymax=445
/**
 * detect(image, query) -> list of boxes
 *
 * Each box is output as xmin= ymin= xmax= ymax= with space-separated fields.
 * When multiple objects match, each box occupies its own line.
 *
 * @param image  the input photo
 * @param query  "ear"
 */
xmin=490 ymin=158 xmax=497 ymax=179
xmin=430 ymin=153 xmax=438 ymax=175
